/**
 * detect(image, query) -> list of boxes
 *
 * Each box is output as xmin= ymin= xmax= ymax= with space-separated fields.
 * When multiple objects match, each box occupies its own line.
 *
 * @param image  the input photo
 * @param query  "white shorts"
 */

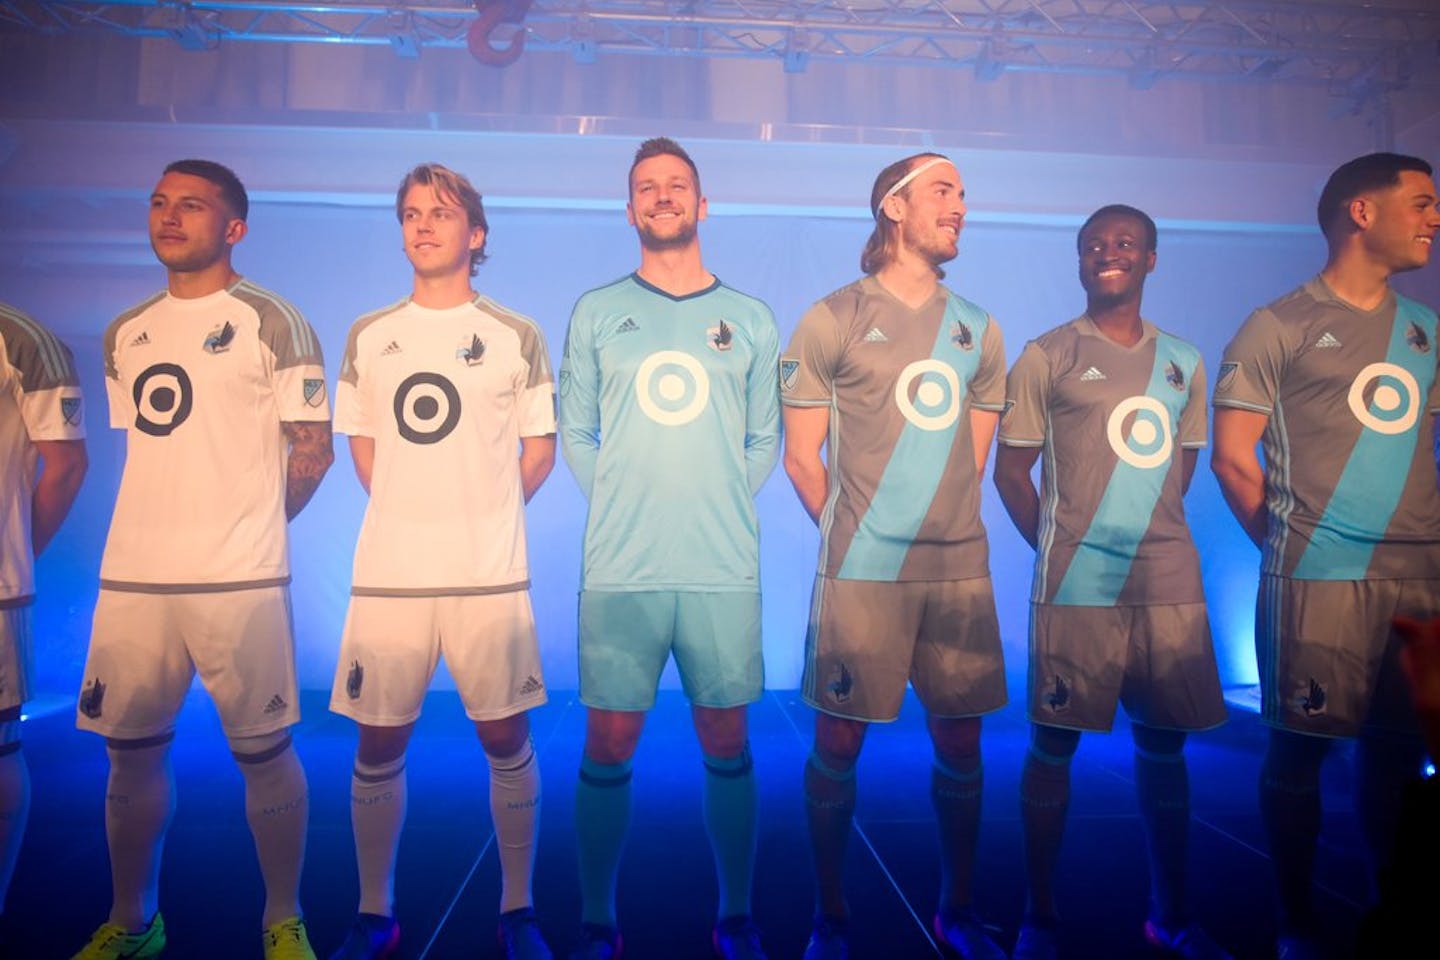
xmin=329 ymin=590 xmax=546 ymax=726
xmin=0 ymin=605 xmax=34 ymax=713
xmin=77 ymin=586 xmax=300 ymax=740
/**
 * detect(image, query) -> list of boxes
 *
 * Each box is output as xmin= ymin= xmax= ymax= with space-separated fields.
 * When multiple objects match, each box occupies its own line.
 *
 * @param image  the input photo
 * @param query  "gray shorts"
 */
xmin=1257 ymin=575 xmax=1440 ymax=738
xmin=802 ymin=575 xmax=1006 ymax=722
xmin=1028 ymin=602 xmax=1226 ymax=733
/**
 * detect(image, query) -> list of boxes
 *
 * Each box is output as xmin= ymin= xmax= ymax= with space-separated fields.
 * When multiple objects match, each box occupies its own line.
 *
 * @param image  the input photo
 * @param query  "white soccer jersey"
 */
xmin=1 ymin=303 xmax=85 ymax=605
xmin=335 ymin=295 xmax=555 ymax=594
xmin=100 ymin=280 xmax=329 ymax=590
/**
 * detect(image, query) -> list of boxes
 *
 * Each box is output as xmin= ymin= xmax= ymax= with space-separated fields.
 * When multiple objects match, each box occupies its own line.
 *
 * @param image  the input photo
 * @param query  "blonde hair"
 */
xmin=395 ymin=163 xmax=489 ymax=275
xmin=860 ymin=152 xmax=949 ymax=275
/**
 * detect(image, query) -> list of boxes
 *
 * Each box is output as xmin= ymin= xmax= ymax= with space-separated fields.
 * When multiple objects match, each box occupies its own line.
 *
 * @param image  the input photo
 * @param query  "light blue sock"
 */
xmin=575 ymin=756 xmax=632 ymax=928
xmin=703 ymin=744 xmax=758 ymax=920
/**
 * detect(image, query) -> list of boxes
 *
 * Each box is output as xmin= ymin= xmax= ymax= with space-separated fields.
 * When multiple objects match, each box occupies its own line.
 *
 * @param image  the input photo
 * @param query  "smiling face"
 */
xmin=400 ymin=182 xmax=486 ymax=281
xmin=1078 ymin=211 xmax=1156 ymax=308
xmin=627 ymin=152 xmax=706 ymax=252
xmin=888 ymin=161 xmax=965 ymax=269
xmin=1361 ymin=169 xmax=1440 ymax=274
xmin=148 ymin=171 xmax=245 ymax=274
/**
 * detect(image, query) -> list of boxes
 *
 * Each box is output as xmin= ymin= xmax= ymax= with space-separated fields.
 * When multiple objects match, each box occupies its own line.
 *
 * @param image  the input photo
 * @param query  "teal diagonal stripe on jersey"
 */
xmin=1292 ymin=297 xmax=1437 ymax=580
xmin=837 ymin=297 xmax=985 ymax=580
xmin=1052 ymin=335 xmax=1191 ymax=605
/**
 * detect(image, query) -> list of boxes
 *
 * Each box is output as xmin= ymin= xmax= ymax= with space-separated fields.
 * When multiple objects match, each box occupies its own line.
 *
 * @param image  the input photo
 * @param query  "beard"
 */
xmin=635 ymin=213 xmax=698 ymax=252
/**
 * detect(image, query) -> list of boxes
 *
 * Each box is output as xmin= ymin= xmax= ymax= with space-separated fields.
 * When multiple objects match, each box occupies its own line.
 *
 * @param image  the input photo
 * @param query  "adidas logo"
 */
xmin=518 ymin=675 xmax=544 ymax=697
xmin=262 ymin=694 xmax=288 ymax=715
xmin=863 ymin=327 xmax=888 ymax=343
xmin=380 ymin=340 xmax=402 ymax=356
xmin=1080 ymin=366 xmax=1107 ymax=381
xmin=616 ymin=317 xmax=640 ymax=334
xmin=1315 ymin=332 xmax=1342 ymax=349
xmin=129 ymin=332 xmax=151 ymax=347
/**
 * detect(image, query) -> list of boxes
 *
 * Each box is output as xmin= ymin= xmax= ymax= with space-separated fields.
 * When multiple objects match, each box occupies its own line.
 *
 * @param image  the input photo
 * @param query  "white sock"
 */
xmin=351 ymin=754 xmax=407 ymax=918
xmin=0 ymin=744 xmax=30 ymax=912
xmin=487 ymin=739 xmax=540 ymax=914
xmin=231 ymin=733 xmax=308 ymax=930
xmin=105 ymin=737 xmax=175 ymax=930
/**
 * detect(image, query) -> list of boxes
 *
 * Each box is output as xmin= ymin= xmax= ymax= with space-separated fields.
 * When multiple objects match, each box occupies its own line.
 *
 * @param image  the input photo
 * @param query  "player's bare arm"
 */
xmin=283 ymin=419 xmax=334 ymax=520
xmin=1210 ymin=407 xmax=1268 ymax=547
xmin=970 ymin=407 xmax=999 ymax=477
xmin=348 ymin=434 xmax=375 ymax=495
xmin=519 ymin=434 xmax=556 ymax=503
xmin=1180 ymin=448 xmax=1199 ymax=496
xmin=31 ymin=437 xmax=87 ymax=554
xmin=993 ymin=444 xmax=1041 ymax=549
xmin=782 ymin=405 xmax=830 ymax=524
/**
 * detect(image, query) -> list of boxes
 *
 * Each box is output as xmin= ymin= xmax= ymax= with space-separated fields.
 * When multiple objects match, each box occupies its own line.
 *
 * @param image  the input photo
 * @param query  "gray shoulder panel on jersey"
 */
xmin=473 ymin=294 xmax=554 ymax=387
xmin=341 ymin=298 xmax=409 ymax=387
xmin=230 ymin=279 xmax=322 ymax=369
xmin=0 ymin=302 xmax=79 ymax=389
xmin=104 ymin=291 xmax=167 ymax=379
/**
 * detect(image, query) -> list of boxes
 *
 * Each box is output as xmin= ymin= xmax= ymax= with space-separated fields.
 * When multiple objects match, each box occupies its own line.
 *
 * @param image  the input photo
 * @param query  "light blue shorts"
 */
xmin=578 ymin=590 xmax=763 ymax=711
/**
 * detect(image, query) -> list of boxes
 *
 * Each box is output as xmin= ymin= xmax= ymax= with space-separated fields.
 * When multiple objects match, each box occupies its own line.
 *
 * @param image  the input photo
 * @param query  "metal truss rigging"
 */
xmin=2 ymin=0 xmax=1437 ymax=90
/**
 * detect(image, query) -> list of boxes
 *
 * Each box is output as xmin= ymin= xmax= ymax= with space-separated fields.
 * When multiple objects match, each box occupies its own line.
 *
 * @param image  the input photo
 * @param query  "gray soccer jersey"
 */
xmin=1214 ymin=276 xmax=1440 ymax=580
xmin=782 ymin=276 xmax=1005 ymax=582
xmin=1000 ymin=316 xmax=1207 ymax=606
xmin=1 ymin=303 xmax=85 ymax=605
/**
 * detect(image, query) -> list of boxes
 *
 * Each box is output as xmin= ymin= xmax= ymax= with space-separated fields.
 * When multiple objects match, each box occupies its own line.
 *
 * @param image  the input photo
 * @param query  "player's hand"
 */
xmin=1394 ymin=616 xmax=1440 ymax=714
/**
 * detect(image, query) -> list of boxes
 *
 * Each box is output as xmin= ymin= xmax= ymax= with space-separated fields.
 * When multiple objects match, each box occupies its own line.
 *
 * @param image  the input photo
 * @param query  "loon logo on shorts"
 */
xmin=950 ymin=320 xmax=973 ymax=351
xmin=1407 ymin=322 xmax=1431 ymax=354
xmin=203 ymin=321 xmax=236 ymax=355
xmin=458 ymin=333 xmax=486 ymax=366
xmin=346 ymin=660 xmax=364 ymax=700
xmin=827 ymin=663 xmax=853 ymax=704
xmin=518 ymin=675 xmax=544 ymax=697
xmin=263 ymin=694 xmax=288 ymax=715
xmin=1299 ymin=678 xmax=1327 ymax=717
xmin=80 ymin=677 xmax=106 ymax=719
xmin=1044 ymin=674 xmax=1070 ymax=712
xmin=1165 ymin=361 xmax=1185 ymax=391
xmin=707 ymin=320 xmax=733 ymax=352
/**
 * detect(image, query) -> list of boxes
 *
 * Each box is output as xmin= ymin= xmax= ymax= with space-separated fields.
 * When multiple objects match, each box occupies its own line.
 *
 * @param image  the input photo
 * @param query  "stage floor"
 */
xmin=2 ymin=690 xmax=1372 ymax=959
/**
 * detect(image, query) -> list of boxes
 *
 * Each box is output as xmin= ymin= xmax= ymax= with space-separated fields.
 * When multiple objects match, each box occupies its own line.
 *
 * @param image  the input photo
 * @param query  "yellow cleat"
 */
xmin=263 ymin=916 xmax=317 ymax=960
xmin=71 ymin=914 xmax=166 ymax=959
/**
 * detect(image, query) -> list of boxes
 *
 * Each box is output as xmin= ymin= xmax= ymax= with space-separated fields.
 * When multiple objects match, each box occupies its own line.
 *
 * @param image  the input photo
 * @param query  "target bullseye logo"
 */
xmin=394 ymin=372 xmax=461 ymax=444
xmin=1347 ymin=362 xmax=1419 ymax=435
xmin=133 ymin=362 xmax=193 ymax=437
xmin=1107 ymin=396 xmax=1172 ymax=469
xmin=635 ymin=350 xmax=710 ymax=426
xmin=894 ymin=359 xmax=961 ymax=431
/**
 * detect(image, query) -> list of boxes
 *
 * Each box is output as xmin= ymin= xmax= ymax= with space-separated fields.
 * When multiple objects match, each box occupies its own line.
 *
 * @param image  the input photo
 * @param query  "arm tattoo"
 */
xmin=282 ymin=420 xmax=334 ymax=520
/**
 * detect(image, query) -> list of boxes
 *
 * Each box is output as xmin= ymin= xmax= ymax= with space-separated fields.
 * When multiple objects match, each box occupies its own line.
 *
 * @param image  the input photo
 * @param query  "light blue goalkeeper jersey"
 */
xmin=558 ymin=273 xmax=781 ymax=592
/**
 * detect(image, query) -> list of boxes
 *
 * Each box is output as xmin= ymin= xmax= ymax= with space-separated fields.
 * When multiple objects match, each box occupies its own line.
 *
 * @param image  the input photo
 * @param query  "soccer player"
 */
xmin=781 ymin=153 xmax=1008 ymax=960
xmin=993 ymin=205 xmax=1230 ymax=960
xmin=326 ymin=163 xmax=556 ymax=960
xmin=71 ymin=159 xmax=333 ymax=960
xmin=557 ymin=137 xmax=780 ymax=960
xmin=1211 ymin=152 xmax=1440 ymax=960
xmin=0 ymin=302 xmax=87 ymax=916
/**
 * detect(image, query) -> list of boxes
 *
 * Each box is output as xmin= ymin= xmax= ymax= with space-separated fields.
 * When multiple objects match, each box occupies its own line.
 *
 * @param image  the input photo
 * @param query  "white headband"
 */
xmin=876 ymin=156 xmax=952 ymax=217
